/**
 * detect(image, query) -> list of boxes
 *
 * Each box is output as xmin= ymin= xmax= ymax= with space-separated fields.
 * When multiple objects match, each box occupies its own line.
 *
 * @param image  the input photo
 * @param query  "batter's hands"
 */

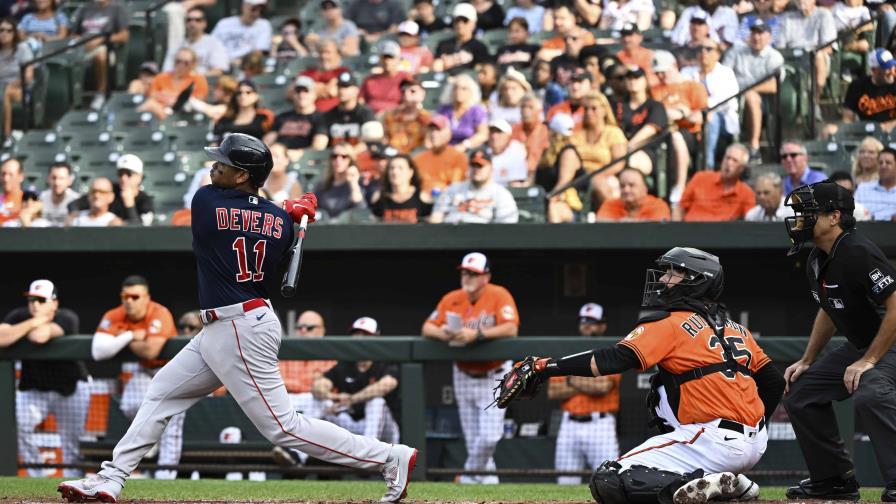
xmin=844 ymin=359 xmax=875 ymax=394
xmin=284 ymin=193 xmax=317 ymax=224
xmin=783 ymin=359 xmax=811 ymax=393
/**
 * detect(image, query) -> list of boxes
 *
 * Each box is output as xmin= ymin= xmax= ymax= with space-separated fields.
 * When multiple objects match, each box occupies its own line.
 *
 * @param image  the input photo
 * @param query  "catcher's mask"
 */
xmin=643 ymin=247 xmax=724 ymax=307
xmin=784 ymin=181 xmax=855 ymax=255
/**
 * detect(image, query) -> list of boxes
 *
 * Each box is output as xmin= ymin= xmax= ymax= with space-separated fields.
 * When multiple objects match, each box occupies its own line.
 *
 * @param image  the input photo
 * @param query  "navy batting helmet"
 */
xmin=642 ymin=247 xmax=725 ymax=307
xmin=204 ymin=133 xmax=273 ymax=187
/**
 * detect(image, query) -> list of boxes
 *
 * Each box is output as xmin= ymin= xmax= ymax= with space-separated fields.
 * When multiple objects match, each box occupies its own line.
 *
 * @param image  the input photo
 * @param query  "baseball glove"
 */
xmin=491 ymin=356 xmax=549 ymax=409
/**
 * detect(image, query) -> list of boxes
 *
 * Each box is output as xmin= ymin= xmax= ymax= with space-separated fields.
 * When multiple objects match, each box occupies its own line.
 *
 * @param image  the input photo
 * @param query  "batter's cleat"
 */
xmin=733 ymin=474 xmax=760 ymax=500
xmin=380 ymin=444 xmax=418 ymax=503
xmin=57 ymin=474 xmax=122 ymax=503
xmin=673 ymin=472 xmax=738 ymax=504
xmin=785 ymin=472 xmax=860 ymax=501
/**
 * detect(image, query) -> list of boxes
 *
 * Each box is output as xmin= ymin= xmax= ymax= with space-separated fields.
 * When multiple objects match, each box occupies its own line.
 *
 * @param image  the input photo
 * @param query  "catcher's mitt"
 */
xmin=491 ymin=356 xmax=549 ymax=409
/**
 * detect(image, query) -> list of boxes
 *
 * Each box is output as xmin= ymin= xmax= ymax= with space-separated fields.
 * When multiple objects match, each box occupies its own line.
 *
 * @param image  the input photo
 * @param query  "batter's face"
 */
xmin=210 ymin=162 xmax=250 ymax=189
xmin=121 ymin=285 xmax=150 ymax=321
xmin=460 ymin=269 xmax=490 ymax=294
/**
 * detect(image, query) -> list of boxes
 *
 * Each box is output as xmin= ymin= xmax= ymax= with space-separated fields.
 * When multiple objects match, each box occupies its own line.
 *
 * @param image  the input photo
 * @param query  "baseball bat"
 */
xmin=280 ymin=214 xmax=309 ymax=298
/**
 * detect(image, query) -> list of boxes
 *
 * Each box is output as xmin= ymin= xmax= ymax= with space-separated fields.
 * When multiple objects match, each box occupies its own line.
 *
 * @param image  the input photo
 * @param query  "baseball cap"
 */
xmin=380 ymin=40 xmax=401 ymax=58
xmin=337 ymin=71 xmax=357 ymax=87
xmin=807 ymin=181 xmax=855 ymax=212
xmin=548 ymin=113 xmax=575 ymax=136
xmin=620 ymin=22 xmax=640 ymax=35
xmin=870 ymin=48 xmax=896 ymax=71
xmin=571 ymin=69 xmax=593 ymax=82
xmin=749 ymin=18 xmax=771 ymax=32
xmin=398 ymin=20 xmax=420 ymax=36
xmin=626 ymin=65 xmax=646 ymax=78
xmin=320 ymin=0 xmax=339 ymax=7
xmin=24 ymin=279 xmax=57 ymax=301
xmin=244 ymin=0 xmax=267 ymax=5
xmin=351 ymin=316 xmax=379 ymax=335
xmin=458 ymin=252 xmax=490 ymax=274
xmin=469 ymin=149 xmax=491 ymax=167
xmin=690 ymin=9 xmax=710 ymax=23
xmin=488 ymin=118 xmax=512 ymax=134
xmin=652 ymin=50 xmax=677 ymax=73
xmin=452 ymin=2 xmax=478 ymax=23
xmin=361 ymin=120 xmax=384 ymax=142
xmin=139 ymin=61 xmax=159 ymax=75
xmin=428 ymin=115 xmax=450 ymax=130
xmin=219 ymin=426 xmax=242 ymax=444
xmin=116 ymin=153 xmax=144 ymax=175
xmin=579 ymin=303 xmax=605 ymax=323
xmin=294 ymin=75 xmax=315 ymax=90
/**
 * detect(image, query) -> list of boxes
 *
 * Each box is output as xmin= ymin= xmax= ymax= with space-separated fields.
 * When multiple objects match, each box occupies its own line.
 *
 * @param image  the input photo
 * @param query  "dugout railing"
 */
xmin=0 ymin=335 xmax=871 ymax=484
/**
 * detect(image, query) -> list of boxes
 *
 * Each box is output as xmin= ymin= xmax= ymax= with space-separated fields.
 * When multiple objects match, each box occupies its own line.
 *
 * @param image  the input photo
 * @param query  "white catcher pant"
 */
xmin=120 ymin=368 xmax=186 ymax=474
xmin=453 ymin=363 xmax=509 ymax=484
xmin=97 ymin=304 xmax=393 ymax=485
xmin=555 ymin=412 xmax=619 ymax=485
xmin=16 ymin=381 xmax=90 ymax=477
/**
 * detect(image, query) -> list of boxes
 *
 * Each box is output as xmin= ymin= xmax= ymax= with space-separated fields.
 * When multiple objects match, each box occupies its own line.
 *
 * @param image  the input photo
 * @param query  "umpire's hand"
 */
xmin=783 ymin=360 xmax=811 ymax=393
xmin=844 ymin=359 xmax=875 ymax=394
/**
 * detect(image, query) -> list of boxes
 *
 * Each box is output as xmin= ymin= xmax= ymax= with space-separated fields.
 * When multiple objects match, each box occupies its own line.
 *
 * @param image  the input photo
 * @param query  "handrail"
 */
xmin=142 ymin=0 xmax=174 ymax=62
xmin=18 ymin=32 xmax=113 ymax=131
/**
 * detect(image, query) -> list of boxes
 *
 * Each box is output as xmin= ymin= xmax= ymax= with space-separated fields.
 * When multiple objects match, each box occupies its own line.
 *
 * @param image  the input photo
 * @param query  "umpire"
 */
xmin=782 ymin=181 xmax=896 ymax=501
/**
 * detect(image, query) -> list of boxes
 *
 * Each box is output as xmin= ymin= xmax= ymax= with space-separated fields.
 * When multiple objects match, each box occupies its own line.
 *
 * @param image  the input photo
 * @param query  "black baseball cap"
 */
xmin=749 ymin=18 xmax=771 ymax=32
xmin=337 ymin=71 xmax=357 ymax=87
xmin=620 ymin=22 xmax=640 ymax=35
xmin=625 ymin=66 xmax=646 ymax=78
xmin=811 ymin=181 xmax=855 ymax=212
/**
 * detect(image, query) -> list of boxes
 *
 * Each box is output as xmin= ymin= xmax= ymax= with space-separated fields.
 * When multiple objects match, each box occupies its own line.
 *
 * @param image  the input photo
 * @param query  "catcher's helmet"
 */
xmin=204 ymin=133 xmax=273 ymax=187
xmin=642 ymin=247 xmax=724 ymax=307
xmin=784 ymin=181 xmax=855 ymax=253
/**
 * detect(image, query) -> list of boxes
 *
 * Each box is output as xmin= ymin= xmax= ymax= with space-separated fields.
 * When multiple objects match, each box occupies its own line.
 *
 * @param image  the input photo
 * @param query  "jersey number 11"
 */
xmin=232 ymin=237 xmax=267 ymax=282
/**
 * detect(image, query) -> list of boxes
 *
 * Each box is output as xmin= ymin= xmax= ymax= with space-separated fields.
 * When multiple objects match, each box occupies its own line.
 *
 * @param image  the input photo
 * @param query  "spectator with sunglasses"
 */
xmin=315 ymin=142 xmax=367 ymax=219
xmin=212 ymin=80 xmax=275 ymax=142
xmin=162 ymin=7 xmax=229 ymax=76
xmin=433 ymin=3 xmax=491 ymax=74
xmin=210 ymin=0 xmax=272 ymax=67
xmin=177 ymin=311 xmax=202 ymax=337
xmin=2 ymin=280 xmax=87 ymax=478
xmin=264 ymin=76 xmax=322 ymax=158
xmin=780 ymin=140 xmax=828 ymax=195
xmin=65 ymin=177 xmax=123 ymax=227
xmin=139 ymin=47 xmax=209 ymax=120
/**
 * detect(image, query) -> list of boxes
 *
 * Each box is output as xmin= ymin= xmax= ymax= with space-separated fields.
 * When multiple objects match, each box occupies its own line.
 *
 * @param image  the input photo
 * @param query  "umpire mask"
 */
xmin=784 ymin=182 xmax=855 ymax=255
xmin=642 ymin=247 xmax=724 ymax=307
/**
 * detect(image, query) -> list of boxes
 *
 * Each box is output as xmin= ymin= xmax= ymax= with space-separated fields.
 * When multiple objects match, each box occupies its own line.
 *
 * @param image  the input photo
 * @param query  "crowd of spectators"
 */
xmin=2 ymin=0 xmax=896 ymax=225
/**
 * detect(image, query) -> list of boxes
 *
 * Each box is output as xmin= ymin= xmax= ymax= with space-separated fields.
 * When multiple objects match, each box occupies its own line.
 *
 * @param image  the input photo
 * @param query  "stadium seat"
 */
xmin=120 ymin=128 xmax=171 ymax=152
xmin=71 ymin=148 xmax=118 ymax=177
xmin=64 ymin=130 xmax=118 ymax=152
xmin=168 ymin=126 xmax=214 ymax=152
xmin=804 ymin=139 xmax=850 ymax=173
xmin=12 ymin=129 xmax=65 ymax=157
xmin=105 ymin=92 xmax=146 ymax=112
xmin=509 ymin=186 xmax=546 ymax=223
xmin=830 ymin=121 xmax=884 ymax=148
xmin=56 ymin=109 xmax=106 ymax=133
xmin=110 ymin=110 xmax=158 ymax=131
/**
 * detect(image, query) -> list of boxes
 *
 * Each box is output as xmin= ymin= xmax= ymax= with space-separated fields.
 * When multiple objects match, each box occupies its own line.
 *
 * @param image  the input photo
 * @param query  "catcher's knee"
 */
xmin=589 ymin=462 xmax=700 ymax=504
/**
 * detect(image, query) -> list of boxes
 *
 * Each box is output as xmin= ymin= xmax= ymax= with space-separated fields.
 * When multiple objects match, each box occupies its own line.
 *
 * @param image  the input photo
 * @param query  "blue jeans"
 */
xmin=705 ymin=113 xmax=733 ymax=170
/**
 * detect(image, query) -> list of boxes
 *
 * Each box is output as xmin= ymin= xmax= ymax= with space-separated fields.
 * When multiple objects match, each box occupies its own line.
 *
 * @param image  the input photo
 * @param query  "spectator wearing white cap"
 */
xmin=433 ymin=3 xmax=491 ymax=74
xmin=722 ymin=18 xmax=784 ymax=161
xmin=396 ymin=21 xmax=433 ymax=75
xmin=841 ymin=48 xmax=896 ymax=128
xmin=345 ymin=0 xmax=405 ymax=43
xmin=430 ymin=150 xmax=519 ymax=223
xmin=487 ymin=119 xmax=529 ymax=186
xmin=311 ymin=317 xmax=401 ymax=443
xmin=423 ymin=252 xmax=519 ymax=484
xmin=360 ymin=40 xmax=411 ymax=114
xmin=69 ymin=155 xmax=154 ymax=225
xmin=306 ymin=0 xmax=360 ymax=56
xmin=2 ymin=279 xmax=87 ymax=478
xmin=488 ymin=67 xmax=532 ymax=124
xmin=671 ymin=0 xmax=738 ymax=48
xmin=547 ymin=301 xmax=620 ymax=485
xmin=66 ymin=177 xmax=123 ymax=227
xmin=263 ymin=76 xmax=322 ymax=159
xmin=503 ymin=0 xmax=545 ymax=33
xmin=162 ymin=6 xmax=229 ymax=76
xmin=599 ymin=0 xmax=654 ymax=32
xmin=210 ymin=0 xmax=272 ymax=66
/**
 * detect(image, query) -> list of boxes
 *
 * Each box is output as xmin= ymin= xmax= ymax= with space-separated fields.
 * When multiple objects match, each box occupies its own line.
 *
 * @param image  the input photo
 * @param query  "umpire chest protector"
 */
xmin=642 ymin=309 xmax=753 ymax=432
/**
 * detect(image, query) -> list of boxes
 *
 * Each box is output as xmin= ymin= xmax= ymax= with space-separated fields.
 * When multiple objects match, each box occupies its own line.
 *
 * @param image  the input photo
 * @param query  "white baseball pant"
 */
xmin=555 ymin=412 xmax=619 ymax=484
xmin=120 ymin=368 xmax=186 ymax=478
xmin=453 ymin=363 xmax=509 ymax=484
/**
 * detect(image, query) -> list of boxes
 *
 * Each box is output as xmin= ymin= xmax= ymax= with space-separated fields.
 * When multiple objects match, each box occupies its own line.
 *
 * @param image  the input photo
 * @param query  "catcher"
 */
xmin=496 ymin=247 xmax=786 ymax=504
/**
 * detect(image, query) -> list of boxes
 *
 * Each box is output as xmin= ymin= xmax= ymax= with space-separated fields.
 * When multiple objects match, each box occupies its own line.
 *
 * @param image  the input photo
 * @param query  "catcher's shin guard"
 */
xmin=590 ymin=462 xmax=703 ymax=504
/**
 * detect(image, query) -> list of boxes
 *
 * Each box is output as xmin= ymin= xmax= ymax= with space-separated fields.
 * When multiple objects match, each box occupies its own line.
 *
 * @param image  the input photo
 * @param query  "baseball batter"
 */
xmin=58 ymin=133 xmax=417 ymax=503
xmin=497 ymin=248 xmax=786 ymax=504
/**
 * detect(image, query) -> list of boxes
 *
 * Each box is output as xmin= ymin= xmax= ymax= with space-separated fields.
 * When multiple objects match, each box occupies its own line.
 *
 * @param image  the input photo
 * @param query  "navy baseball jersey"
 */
xmin=191 ymin=185 xmax=295 ymax=309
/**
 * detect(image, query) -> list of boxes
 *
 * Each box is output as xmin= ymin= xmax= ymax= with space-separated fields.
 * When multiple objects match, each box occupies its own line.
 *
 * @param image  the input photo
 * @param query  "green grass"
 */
xmin=0 ymin=478 xmax=885 ymax=502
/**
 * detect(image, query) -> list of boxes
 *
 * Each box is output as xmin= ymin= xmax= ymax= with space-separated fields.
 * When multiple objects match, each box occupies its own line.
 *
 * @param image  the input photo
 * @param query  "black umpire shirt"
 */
xmin=807 ymin=231 xmax=896 ymax=349
xmin=324 ymin=361 xmax=400 ymax=422
xmin=3 ymin=307 xmax=84 ymax=396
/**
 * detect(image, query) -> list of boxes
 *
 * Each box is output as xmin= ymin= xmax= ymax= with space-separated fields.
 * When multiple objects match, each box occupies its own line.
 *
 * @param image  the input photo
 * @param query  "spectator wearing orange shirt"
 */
xmin=272 ymin=310 xmax=337 ymax=467
xmin=413 ymin=115 xmax=468 ymax=194
xmin=615 ymin=23 xmax=656 ymax=86
xmin=540 ymin=3 xmax=594 ymax=61
xmin=548 ymin=302 xmax=620 ymax=484
xmin=90 ymin=275 xmax=181 ymax=480
xmin=139 ymin=47 xmax=209 ymax=119
xmin=675 ymin=143 xmax=756 ymax=221
xmin=382 ymin=77 xmax=431 ymax=154
xmin=650 ymin=50 xmax=707 ymax=202
xmin=596 ymin=168 xmax=671 ymax=221
xmin=511 ymin=93 xmax=550 ymax=183
xmin=0 ymin=157 xmax=27 ymax=225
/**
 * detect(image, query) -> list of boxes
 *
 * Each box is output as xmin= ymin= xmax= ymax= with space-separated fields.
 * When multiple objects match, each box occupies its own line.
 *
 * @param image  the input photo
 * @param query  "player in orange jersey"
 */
xmin=507 ymin=248 xmax=785 ymax=504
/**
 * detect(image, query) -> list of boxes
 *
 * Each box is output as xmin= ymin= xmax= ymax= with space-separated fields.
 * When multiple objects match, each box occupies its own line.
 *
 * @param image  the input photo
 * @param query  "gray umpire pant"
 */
xmin=783 ymin=342 xmax=896 ymax=483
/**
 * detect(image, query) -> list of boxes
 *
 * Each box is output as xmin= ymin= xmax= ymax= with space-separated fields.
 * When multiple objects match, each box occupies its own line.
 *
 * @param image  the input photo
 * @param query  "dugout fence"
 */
xmin=0 ymin=335 xmax=876 ymax=485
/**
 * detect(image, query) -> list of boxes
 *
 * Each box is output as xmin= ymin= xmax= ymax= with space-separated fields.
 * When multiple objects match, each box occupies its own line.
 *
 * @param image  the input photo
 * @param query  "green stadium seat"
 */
xmin=804 ymin=140 xmax=850 ymax=174
xmin=508 ymin=186 xmax=546 ymax=223
xmin=126 ymin=149 xmax=182 ymax=175
xmin=830 ymin=121 xmax=884 ymax=147
xmin=105 ymin=92 xmax=147 ymax=112
xmin=168 ymin=127 xmax=214 ymax=152
xmin=71 ymin=148 xmax=118 ymax=177
xmin=64 ymin=130 xmax=118 ymax=152
xmin=120 ymin=128 xmax=171 ymax=152
xmin=252 ymin=73 xmax=291 ymax=90
xmin=110 ymin=110 xmax=158 ymax=130
xmin=284 ymin=56 xmax=318 ymax=76
xmin=56 ymin=109 xmax=106 ymax=133
xmin=177 ymin=151 xmax=212 ymax=173
xmin=12 ymin=129 xmax=65 ymax=157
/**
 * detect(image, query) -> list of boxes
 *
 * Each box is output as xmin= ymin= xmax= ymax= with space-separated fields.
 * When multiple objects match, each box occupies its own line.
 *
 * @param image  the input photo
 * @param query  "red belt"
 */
xmin=201 ymin=298 xmax=269 ymax=325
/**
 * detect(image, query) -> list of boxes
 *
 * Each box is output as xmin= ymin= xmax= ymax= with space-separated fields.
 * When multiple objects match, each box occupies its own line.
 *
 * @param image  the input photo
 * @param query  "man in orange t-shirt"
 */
xmin=413 ymin=115 xmax=468 ymax=194
xmin=91 ymin=275 xmax=180 ymax=480
xmin=138 ymin=47 xmax=210 ymax=120
xmin=549 ymin=302 xmax=621 ymax=484
xmin=597 ymin=168 xmax=671 ymax=222
xmin=676 ymin=144 xmax=756 ymax=221
xmin=423 ymin=252 xmax=519 ymax=484
xmin=0 ymin=158 xmax=26 ymax=225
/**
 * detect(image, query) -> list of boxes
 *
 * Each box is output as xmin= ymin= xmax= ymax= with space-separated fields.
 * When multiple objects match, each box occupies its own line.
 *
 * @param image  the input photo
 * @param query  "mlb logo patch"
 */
xmin=249 ymin=196 xmax=258 ymax=205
